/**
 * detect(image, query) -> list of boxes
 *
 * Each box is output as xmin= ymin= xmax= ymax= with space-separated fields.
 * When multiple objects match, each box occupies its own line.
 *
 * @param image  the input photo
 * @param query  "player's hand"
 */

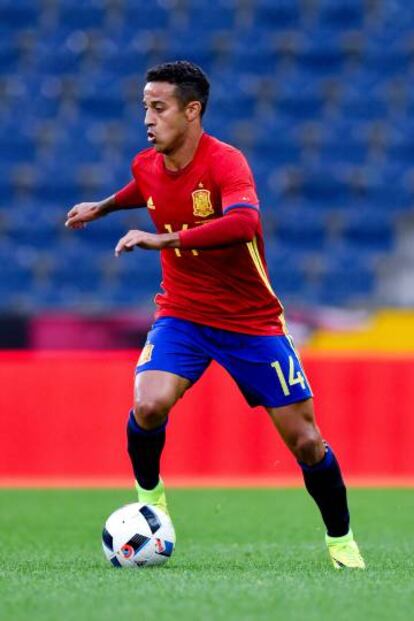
xmin=115 ymin=229 xmax=179 ymax=255
xmin=65 ymin=202 xmax=103 ymax=229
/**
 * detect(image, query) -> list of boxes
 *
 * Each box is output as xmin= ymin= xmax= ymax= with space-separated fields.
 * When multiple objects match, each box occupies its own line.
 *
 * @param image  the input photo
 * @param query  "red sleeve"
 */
xmin=114 ymin=179 xmax=146 ymax=207
xmin=213 ymin=147 xmax=259 ymax=212
xmin=179 ymin=207 xmax=259 ymax=249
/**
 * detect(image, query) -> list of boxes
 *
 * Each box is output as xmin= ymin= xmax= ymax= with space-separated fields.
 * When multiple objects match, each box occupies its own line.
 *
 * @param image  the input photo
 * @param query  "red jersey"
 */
xmin=115 ymin=133 xmax=286 ymax=336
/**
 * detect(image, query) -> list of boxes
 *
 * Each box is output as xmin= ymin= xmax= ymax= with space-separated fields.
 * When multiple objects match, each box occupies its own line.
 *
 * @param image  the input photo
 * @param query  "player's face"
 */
xmin=143 ymin=82 xmax=191 ymax=154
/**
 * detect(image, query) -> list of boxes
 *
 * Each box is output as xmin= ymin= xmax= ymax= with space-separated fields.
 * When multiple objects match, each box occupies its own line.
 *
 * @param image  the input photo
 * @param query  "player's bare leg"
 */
xmin=133 ymin=369 xmax=191 ymax=430
xmin=266 ymin=398 xmax=324 ymax=466
xmin=266 ymin=399 xmax=365 ymax=569
xmin=127 ymin=370 xmax=191 ymax=514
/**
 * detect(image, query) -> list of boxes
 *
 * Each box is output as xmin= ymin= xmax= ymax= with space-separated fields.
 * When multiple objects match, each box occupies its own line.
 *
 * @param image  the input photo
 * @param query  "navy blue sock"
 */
xmin=127 ymin=411 xmax=167 ymax=490
xmin=299 ymin=445 xmax=350 ymax=537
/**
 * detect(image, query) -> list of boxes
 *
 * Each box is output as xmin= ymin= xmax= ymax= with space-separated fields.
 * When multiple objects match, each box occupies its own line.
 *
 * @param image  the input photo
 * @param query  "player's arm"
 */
xmin=65 ymin=180 xmax=145 ymax=229
xmin=179 ymin=206 xmax=259 ymax=249
xmin=115 ymin=228 xmax=178 ymax=255
xmin=114 ymin=207 xmax=259 ymax=255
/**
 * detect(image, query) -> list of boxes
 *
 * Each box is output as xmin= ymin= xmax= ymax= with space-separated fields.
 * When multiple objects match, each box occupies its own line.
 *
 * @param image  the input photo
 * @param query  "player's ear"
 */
xmin=185 ymin=101 xmax=202 ymax=122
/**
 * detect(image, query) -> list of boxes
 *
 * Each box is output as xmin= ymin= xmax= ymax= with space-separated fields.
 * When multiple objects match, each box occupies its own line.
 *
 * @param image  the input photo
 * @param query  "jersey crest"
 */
xmin=192 ymin=188 xmax=214 ymax=217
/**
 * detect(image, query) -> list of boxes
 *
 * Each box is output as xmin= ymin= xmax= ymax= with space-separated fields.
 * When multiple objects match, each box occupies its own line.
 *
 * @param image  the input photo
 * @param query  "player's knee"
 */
xmin=133 ymin=397 xmax=170 ymax=429
xmin=293 ymin=431 xmax=323 ymax=465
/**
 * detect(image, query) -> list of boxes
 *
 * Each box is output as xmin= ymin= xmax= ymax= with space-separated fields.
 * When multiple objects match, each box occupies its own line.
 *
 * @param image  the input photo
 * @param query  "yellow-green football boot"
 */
xmin=135 ymin=478 xmax=169 ymax=516
xmin=326 ymin=530 xmax=366 ymax=569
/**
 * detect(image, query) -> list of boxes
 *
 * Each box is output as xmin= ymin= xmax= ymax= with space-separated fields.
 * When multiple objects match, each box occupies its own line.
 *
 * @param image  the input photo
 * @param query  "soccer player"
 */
xmin=66 ymin=61 xmax=365 ymax=569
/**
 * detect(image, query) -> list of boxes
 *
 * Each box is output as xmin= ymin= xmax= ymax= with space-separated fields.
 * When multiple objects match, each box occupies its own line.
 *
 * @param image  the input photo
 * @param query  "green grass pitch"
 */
xmin=1 ymin=488 xmax=413 ymax=621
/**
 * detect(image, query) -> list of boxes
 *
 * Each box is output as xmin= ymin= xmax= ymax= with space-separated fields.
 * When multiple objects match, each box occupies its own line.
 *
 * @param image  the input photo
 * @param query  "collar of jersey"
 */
xmin=161 ymin=131 xmax=207 ymax=178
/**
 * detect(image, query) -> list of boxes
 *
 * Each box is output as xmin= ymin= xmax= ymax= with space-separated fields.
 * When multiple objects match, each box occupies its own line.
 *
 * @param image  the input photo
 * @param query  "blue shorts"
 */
xmin=136 ymin=317 xmax=313 ymax=408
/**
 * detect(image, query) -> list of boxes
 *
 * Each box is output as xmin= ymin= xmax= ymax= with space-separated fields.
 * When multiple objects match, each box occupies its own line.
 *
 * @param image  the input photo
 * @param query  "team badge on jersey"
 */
xmin=137 ymin=342 xmax=154 ymax=366
xmin=192 ymin=188 xmax=214 ymax=217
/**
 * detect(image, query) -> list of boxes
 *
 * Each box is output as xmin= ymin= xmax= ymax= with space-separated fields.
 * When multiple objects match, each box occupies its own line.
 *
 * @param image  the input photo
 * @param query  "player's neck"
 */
xmin=163 ymin=127 xmax=204 ymax=172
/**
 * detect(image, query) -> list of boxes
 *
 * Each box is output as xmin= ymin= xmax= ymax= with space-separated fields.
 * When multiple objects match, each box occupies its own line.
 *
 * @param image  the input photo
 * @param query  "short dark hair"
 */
xmin=145 ymin=60 xmax=210 ymax=117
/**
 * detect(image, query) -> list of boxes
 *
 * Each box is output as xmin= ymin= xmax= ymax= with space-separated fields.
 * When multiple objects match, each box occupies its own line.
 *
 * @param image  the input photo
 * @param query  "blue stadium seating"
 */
xmin=274 ymin=208 xmax=328 ymax=250
xmin=58 ymin=5 xmax=107 ymax=30
xmin=318 ymin=0 xmax=364 ymax=29
xmin=254 ymin=0 xmax=301 ymax=30
xmin=1 ymin=0 xmax=413 ymax=312
xmin=340 ymin=209 xmax=395 ymax=252
xmin=0 ymin=2 xmax=39 ymax=33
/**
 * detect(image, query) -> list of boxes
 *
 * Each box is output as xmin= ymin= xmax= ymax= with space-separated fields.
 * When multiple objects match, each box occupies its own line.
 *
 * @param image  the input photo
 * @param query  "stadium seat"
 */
xmin=294 ymin=167 xmax=352 ymax=203
xmin=78 ymin=92 xmax=126 ymax=120
xmin=340 ymin=209 xmax=395 ymax=252
xmin=0 ymin=38 xmax=21 ymax=72
xmin=123 ymin=3 xmax=170 ymax=30
xmin=0 ymin=134 xmax=35 ymax=162
xmin=29 ymin=170 xmax=80 ymax=204
xmin=295 ymin=39 xmax=345 ymax=76
xmin=0 ymin=2 xmax=38 ymax=32
xmin=319 ymin=135 xmax=368 ymax=165
xmin=183 ymin=5 xmax=236 ymax=32
xmin=318 ymin=266 xmax=375 ymax=307
xmin=254 ymin=0 xmax=301 ymax=30
xmin=318 ymin=0 xmax=364 ymax=30
xmin=340 ymin=92 xmax=388 ymax=122
xmin=273 ymin=207 xmax=328 ymax=250
xmin=58 ymin=5 xmax=107 ymax=30
xmin=0 ymin=261 xmax=34 ymax=293
xmin=362 ymin=45 xmax=412 ymax=77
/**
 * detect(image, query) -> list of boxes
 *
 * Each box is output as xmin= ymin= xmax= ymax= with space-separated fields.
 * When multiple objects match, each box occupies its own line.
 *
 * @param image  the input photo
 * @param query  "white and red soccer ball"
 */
xmin=102 ymin=502 xmax=175 ymax=568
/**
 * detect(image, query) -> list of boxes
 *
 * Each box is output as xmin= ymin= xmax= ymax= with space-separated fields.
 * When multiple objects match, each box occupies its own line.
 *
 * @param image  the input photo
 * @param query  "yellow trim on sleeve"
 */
xmin=246 ymin=237 xmax=277 ymax=297
xmin=279 ymin=311 xmax=288 ymax=334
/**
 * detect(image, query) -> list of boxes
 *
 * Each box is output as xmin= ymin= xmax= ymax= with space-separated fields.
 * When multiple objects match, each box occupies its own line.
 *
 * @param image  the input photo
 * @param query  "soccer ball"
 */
xmin=102 ymin=502 xmax=176 ymax=568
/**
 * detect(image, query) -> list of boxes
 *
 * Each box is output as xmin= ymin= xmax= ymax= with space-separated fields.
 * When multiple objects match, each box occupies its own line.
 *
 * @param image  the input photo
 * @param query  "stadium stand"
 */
xmin=1 ymin=0 xmax=414 ymax=313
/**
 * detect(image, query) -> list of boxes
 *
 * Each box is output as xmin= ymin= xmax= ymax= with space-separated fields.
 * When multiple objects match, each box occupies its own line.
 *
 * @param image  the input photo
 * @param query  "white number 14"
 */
xmin=271 ymin=355 xmax=306 ymax=396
